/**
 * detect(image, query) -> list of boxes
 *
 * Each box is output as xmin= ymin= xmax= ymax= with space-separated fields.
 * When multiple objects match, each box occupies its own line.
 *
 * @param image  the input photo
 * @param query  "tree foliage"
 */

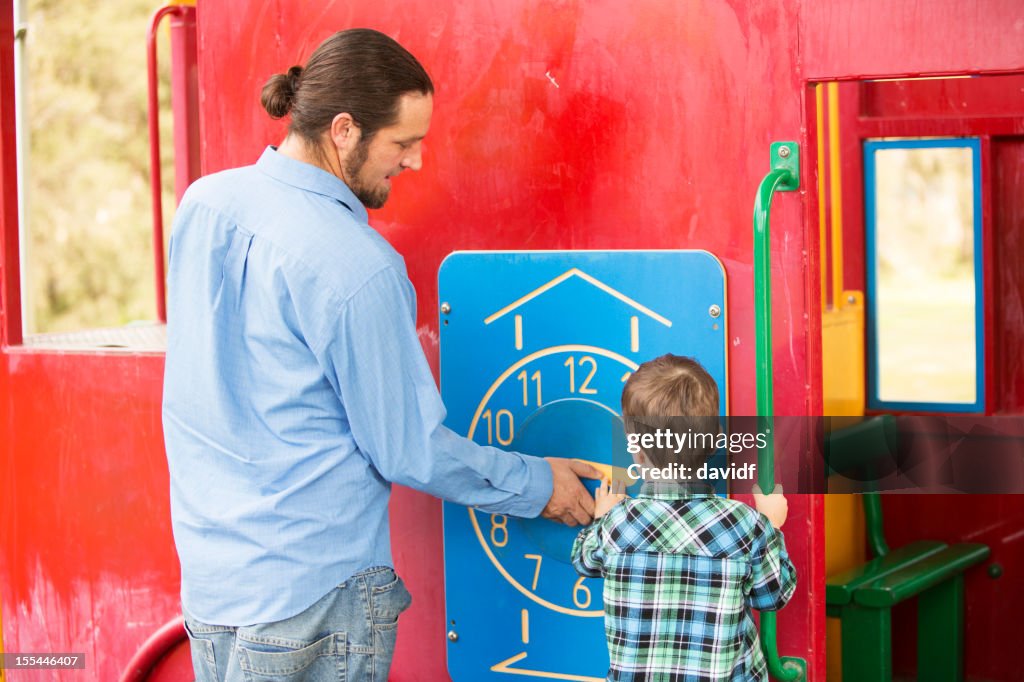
xmin=24 ymin=0 xmax=174 ymax=333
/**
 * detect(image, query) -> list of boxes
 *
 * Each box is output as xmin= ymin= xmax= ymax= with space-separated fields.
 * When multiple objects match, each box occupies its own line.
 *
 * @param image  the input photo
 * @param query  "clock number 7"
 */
xmin=517 ymin=370 xmax=542 ymax=407
xmin=524 ymin=553 xmax=542 ymax=590
xmin=564 ymin=356 xmax=598 ymax=395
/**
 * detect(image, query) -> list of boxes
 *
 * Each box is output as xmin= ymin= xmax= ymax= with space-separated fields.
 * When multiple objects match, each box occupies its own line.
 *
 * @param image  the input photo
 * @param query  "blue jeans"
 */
xmin=183 ymin=566 xmax=412 ymax=681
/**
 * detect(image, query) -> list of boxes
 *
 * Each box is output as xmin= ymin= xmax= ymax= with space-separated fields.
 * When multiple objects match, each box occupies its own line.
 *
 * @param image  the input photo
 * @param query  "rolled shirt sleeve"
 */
xmin=570 ymin=522 xmax=608 ymax=578
xmin=312 ymin=265 xmax=553 ymax=518
xmin=745 ymin=523 xmax=797 ymax=611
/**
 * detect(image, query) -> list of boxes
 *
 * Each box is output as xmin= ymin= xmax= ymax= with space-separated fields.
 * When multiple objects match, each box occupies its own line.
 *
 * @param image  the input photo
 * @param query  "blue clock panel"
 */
xmin=439 ymin=251 xmax=728 ymax=681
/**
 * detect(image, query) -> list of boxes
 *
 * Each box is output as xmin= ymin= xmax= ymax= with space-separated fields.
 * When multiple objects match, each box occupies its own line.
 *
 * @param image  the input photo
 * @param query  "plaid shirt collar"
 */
xmin=638 ymin=480 xmax=717 ymax=500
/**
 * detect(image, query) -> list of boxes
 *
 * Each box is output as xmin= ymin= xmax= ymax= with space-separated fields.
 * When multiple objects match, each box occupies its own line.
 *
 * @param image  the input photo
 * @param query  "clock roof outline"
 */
xmin=483 ymin=267 xmax=673 ymax=327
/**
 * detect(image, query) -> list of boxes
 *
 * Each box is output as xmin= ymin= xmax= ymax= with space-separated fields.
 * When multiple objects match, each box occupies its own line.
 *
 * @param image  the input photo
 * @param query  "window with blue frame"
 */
xmin=864 ymin=138 xmax=984 ymax=413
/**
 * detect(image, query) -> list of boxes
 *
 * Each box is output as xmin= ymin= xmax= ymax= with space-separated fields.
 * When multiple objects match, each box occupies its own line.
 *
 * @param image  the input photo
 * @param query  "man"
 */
xmin=163 ymin=28 xmax=598 ymax=682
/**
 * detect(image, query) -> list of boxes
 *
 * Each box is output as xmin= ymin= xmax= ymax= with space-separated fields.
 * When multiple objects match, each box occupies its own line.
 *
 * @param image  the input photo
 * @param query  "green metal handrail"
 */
xmin=753 ymin=141 xmax=805 ymax=681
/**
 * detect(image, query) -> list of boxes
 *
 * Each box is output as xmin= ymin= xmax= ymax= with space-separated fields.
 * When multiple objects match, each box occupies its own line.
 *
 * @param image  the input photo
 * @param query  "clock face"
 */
xmin=466 ymin=345 xmax=641 ymax=616
xmin=439 ymin=251 xmax=727 ymax=681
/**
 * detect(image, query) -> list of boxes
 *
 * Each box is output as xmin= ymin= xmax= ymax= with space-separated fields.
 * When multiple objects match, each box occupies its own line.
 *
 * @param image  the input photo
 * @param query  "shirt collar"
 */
xmin=638 ymin=480 xmax=717 ymax=501
xmin=255 ymin=146 xmax=369 ymax=225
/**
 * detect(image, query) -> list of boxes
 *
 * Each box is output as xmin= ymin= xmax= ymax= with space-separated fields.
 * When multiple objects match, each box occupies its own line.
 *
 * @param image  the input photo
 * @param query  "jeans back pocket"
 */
xmin=237 ymin=631 xmax=346 ymax=681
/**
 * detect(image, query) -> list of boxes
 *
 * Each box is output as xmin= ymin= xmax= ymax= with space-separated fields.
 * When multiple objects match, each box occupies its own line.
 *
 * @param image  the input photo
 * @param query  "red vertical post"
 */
xmin=169 ymin=5 xmax=199 ymax=203
xmin=0 ymin=0 xmax=22 ymax=346
xmin=148 ymin=3 xmax=198 ymax=323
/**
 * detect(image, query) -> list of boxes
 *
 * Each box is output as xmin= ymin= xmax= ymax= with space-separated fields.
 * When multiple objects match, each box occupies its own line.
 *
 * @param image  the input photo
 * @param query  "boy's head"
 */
xmin=621 ymin=354 xmax=720 ymax=469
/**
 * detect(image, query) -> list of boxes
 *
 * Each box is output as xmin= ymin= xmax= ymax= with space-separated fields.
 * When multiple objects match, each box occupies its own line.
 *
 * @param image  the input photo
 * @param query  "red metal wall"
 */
xmin=1 ymin=1 xmax=1023 ymax=680
xmin=195 ymin=1 xmax=821 ymax=678
xmin=800 ymin=0 xmax=1024 ymax=81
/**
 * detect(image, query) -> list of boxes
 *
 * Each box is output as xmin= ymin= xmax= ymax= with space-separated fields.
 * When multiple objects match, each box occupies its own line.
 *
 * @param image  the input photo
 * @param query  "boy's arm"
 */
xmin=746 ymin=521 xmax=797 ymax=611
xmin=570 ymin=522 xmax=607 ymax=578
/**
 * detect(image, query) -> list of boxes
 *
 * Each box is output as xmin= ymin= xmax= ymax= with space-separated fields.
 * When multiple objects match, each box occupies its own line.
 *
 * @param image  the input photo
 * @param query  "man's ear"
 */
xmin=329 ymin=112 xmax=361 ymax=155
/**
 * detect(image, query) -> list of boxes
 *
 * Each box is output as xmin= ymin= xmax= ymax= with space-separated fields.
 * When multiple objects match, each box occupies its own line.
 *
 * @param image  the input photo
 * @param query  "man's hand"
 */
xmin=594 ymin=479 xmax=627 ymax=519
xmin=541 ymin=458 xmax=602 ymax=526
xmin=752 ymin=484 xmax=788 ymax=529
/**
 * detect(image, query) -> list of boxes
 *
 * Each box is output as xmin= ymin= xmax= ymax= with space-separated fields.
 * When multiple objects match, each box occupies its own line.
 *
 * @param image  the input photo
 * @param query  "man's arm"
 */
xmin=312 ymin=266 xmax=597 ymax=523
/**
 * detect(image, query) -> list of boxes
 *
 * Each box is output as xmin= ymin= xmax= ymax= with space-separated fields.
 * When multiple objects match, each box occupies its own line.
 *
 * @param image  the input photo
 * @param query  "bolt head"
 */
xmin=709 ymin=304 xmax=721 ymax=319
xmin=440 ymin=302 xmax=452 ymax=315
xmin=447 ymin=630 xmax=459 ymax=642
xmin=778 ymin=146 xmax=791 ymax=158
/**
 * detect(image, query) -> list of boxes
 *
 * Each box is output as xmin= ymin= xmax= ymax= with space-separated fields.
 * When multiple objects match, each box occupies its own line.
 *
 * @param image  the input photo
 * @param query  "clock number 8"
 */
xmin=490 ymin=514 xmax=509 ymax=547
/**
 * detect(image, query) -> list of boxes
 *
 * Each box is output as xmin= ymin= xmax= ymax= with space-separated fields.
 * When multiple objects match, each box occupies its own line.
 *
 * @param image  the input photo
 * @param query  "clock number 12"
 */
xmin=564 ymin=356 xmax=598 ymax=395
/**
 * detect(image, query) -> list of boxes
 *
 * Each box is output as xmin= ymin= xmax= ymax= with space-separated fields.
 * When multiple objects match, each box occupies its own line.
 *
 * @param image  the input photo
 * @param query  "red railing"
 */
xmin=118 ymin=615 xmax=188 ymax=682
xmin=147 ymin=4 xmax=199 ymax=323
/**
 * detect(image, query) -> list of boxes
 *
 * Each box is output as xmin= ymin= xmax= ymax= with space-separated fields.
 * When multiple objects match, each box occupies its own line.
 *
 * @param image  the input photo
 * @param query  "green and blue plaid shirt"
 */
xmin=571 ymin=482 xmax=796 ymax=681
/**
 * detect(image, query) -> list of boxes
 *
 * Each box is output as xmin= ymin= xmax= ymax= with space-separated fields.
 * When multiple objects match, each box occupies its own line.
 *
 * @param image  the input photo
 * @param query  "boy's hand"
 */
xmin=752 ymin=484 xmax=788 ymax=529
xmin=594 ymin=479 xmax=627 ymax=519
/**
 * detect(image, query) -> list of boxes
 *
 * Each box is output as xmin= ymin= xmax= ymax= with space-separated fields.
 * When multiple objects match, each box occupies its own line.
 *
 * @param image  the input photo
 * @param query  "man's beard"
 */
xmin=345 ymin=140 xmax=390 ymax=209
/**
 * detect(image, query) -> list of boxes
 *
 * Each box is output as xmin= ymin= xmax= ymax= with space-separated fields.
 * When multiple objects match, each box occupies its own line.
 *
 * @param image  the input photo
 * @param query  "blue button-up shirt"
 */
xmin=163 ymin=147 xmax=553 ymax=626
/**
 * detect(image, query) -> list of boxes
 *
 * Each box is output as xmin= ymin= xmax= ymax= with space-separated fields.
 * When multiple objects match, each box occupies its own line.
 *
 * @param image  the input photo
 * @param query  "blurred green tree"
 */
xmin=24 ymin=0 xmax=174 ymax=333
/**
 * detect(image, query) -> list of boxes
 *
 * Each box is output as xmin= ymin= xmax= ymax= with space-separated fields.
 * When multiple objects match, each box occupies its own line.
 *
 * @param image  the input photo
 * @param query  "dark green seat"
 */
xmin=826 ymin=540 xmax=946 ymax=609
xmin=825 ymin=417 xmax=990 ymax=682
xmin=856 ymin=543 xmax=990 ymax=608
xmin=826 ymin=531 xmax=988 ymax=681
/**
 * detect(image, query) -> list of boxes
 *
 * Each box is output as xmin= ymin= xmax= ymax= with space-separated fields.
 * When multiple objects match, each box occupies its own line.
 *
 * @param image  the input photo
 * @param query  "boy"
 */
xmin=570 ymin=354 xmax=795 ymax=681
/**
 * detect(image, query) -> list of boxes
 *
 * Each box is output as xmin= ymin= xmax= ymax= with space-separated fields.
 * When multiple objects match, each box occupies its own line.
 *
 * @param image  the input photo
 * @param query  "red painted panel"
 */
xmin=862 ymin=75 xmax=1024 ymax=119
xmin=801 ymin=0 xmax=1024 ymax=81
xmin=992 ymin=139 xmax=1024 ymax=413
xmin=195 ymin=0 xmax=822 ymax=679
xmin=838 ymin=81 xmax=866 ymax=296
xmin=0 ymin=351 xmax=179 ymax=681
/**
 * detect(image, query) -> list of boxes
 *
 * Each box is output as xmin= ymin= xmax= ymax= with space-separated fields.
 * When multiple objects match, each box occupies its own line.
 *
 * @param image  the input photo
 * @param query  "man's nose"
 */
xmin=401 ymin=145 xmax=423 ymax=172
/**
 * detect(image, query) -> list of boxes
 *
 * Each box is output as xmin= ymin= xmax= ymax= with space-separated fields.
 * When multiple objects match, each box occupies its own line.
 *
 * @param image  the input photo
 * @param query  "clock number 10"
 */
xmin=564 ymin=356 xmax=598 ymax=395
xmin=480 ymin=409 xmax=514 ymax=446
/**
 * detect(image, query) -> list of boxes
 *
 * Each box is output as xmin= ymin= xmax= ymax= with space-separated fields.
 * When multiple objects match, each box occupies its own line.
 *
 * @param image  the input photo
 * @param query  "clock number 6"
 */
xmin=572 ymin=577 xmax=592 ymax=608
xmin=564 ymin=356 xmax=598 ymax=395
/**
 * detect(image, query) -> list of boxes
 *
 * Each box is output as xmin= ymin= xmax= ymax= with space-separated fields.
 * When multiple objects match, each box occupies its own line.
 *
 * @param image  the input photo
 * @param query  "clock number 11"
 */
xmin=517 ymin=370 xmax=542 ymax=407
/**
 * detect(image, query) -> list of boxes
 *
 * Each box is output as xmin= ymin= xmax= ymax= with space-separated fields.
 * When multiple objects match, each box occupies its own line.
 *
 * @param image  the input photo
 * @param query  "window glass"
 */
xmin=866 ymin=139 xmax=983 ymax=411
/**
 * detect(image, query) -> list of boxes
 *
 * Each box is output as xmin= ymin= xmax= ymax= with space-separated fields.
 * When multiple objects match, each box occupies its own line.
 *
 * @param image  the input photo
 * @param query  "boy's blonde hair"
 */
xmin=621 ymin=354 xmax=720 ymax=468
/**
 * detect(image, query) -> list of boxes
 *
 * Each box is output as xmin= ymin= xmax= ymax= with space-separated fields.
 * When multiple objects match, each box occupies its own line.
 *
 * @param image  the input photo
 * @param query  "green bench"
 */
xmin=825 ymin=418 xmax=990 ymax=681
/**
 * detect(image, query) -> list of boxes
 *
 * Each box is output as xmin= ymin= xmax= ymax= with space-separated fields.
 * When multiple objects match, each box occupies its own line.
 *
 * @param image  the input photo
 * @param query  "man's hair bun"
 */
xmin=260 ymin=65 xmax=303 ymax=119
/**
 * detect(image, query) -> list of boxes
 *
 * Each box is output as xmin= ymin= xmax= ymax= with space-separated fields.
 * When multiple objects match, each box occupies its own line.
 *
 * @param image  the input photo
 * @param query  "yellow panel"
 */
xmin=822 ymin=292 xmax=864 ymax=416
xmin=822 ymin=291 xmax=866 ymax=680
